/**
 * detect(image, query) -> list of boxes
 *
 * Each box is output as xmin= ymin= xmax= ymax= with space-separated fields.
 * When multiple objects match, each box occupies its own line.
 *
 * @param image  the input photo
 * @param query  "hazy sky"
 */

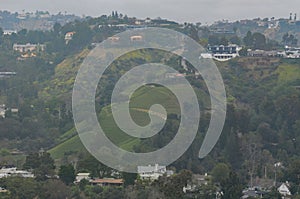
xmin=1 ymin=0 xmax=300 ymax=23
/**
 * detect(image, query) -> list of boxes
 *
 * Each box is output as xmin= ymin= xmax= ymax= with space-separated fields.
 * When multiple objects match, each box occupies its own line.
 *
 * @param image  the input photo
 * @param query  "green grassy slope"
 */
xmin=49 ymin=85 xmax=203 ymax=160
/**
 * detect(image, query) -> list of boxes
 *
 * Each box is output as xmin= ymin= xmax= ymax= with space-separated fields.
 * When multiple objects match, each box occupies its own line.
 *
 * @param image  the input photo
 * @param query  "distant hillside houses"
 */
xmin=74 ymin=173 xmax=123 ymax=187
xmin=247 ymin=49 xmax=284 ymax=57
xmin=247 ymin=46 xmax=300 ymax=58
xmin=200 ymin=44 xmax=242 ymax=61
xmin=0 ymin=167 xmax=34 ymax=178
xmin=90 ymin=178 xmax=124 ymax=186
xmin=285 ymin=46 xmax=300 ymax=58
xmin=0 ymin=104 xmax=18 ymax=118
xmin=3 ymin=30 xmax=17 ymax=35
xmin=13 ymin=43 xmax=45 ymax=53
xmin=137 ymin=164 xmax=174 ymax=181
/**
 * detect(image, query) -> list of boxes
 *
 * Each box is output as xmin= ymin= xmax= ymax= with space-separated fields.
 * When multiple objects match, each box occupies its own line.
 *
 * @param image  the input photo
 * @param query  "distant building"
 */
xmin=10 ymin=108 xmax=18 ymax=114
xmin=242 ymin=187 xmax=266 ymax=199
xmin=285 ymin=46 xmax=300 ymax=58
xmin=200 ymin=44 xmax=242 ymax=61
xmin=137 ymin=164 xmax=173 ymax=181
xmin=247 ymin=49 xmax=282 ymax=57
xmin=183 ymin=173 xmax=211 ymax=193
xmin=278 ymin=183 xmax=291 ymax=197
xmin=13 ymin=43 xmax=45 ymax=53
xmin=130 ymin=35 xmax=143 ymax=42
xmin=0 ymin=72 xmax=17 ymax=77
xmin=75 ymin=173 xmax=90 ymax=183
xmin=65 ymin=32 xmax=76 ymax=44
xmin=0 ymin=167 xmax=34 ymax=178
xmin=0 ymin=105 xmax=6 ymax=118
xmin=3 ymin=30 xmax=17 ymax=35
xmin=90 ymin=178 xmax=123 ymax=186
xmin=126 ymin=25 xmax=147 ymax=30
xmin=210 ymin=28 xmax=235 ymax=34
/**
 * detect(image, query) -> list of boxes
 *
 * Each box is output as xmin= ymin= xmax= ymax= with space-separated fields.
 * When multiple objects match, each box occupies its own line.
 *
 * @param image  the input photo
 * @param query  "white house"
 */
xmin=278 ymin=183 xmax=291 ymax=197
xmin=0 ymin=167 xmax=34 ymax=178
xmin=200 ymin=44 xmax=242 ymax=61
xmin=65 ymin=32 xmax=76 ymax=44
xmin=75 ymin=173 xmax=91 ymax=183
xmin=137 ymin=164 xmax=172 ymax=181
xmin=13 ymin=43 xmax=45 ymax=53
xmin=285 ymin=46 xmax=300 ymax=58
xmin=0 ymin=105 xmax=6 ymax=118
xmin=3 ymin=30 xmax=17 ymax=35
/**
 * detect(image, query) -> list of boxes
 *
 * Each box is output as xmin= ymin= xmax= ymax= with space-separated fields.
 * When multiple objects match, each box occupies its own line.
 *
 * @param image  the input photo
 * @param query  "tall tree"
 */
xmin=221 ymin=171 xmax=243 ymax=199
xmin=58 ymin=164 xmax=76 ymax=185
xmin=23 ymin=152 xmax=55 ymax=181
xmin=243 ymin=31 xmax=253 ymax=46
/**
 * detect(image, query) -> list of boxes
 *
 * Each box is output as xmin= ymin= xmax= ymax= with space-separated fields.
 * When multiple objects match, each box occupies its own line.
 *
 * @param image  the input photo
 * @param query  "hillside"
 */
xmin=49 ymin=84 xmax=209 ymax=161
xmin=48 ymin=55 xmax=300 ymax=166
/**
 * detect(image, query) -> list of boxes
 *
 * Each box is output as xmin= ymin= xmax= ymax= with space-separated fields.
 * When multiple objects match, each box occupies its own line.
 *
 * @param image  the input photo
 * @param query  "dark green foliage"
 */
xmin=23 ymin=152 xmax=55 ymax=181
xmin=77 ymin=154 xmax=114 ymax=178
xmin=155 ymin=170 xmax=192 ymax=199
xmin=0 ymin=177 xmax=39 ymax=199
xmin=262 ymin=187 xmax=281 ymax=199
xmin=58 ymin=164 xmax=76 ymax=185
xmin=122 ymin=172 xmax=138 ymax=186
xmin=40 ymin=179 xmax=72 ymax=199
xmin=221 ymin=171 xmax=243 ymax=199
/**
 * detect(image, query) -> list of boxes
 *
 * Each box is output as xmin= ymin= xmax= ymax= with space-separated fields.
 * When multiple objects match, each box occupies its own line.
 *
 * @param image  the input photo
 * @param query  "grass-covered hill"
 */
xmin=46 ymin=53 xmax=300 ymax=172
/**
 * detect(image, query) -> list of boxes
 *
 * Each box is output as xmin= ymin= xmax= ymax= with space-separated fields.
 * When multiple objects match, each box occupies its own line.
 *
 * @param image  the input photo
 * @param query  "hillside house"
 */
xmin=278 ymin=183 xmax=291 ymax=197
xmin=0 ymin=106 xmax=5 ymax=118
xmin=75 ymin=173 xmax=91 ymax=183
xmin=65 ymin=31 xmax=76 ymax=44
xmin=90 ymin=178 xmax=123 ymax=186
xmin=183 ymin=173 xmax=211 ymax=193
xmin=3 ymin=30 xmax=17 ymax=35
xmin=242 ymin=187 xmax=266 ymax=199
xmin=285 ymin=46 xmax=300 ymax=58
xmin=0 ymin=72 xmax=16 ymax=78
xmin=13 ymin=43 xmax=45 ymax=53
xmin=0 ymin=167 xmax=34 ymax=178
xmin=247 ymin=49 xmax=283 ymax=57
xmin=137 ymin=164 xmax=173 ymax=181
xmin=201 ymin=44 xmax=242 ymax=61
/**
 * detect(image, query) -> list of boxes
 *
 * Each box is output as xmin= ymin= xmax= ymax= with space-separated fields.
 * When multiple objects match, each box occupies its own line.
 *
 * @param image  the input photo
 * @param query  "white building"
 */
xmin=285 ymin=46 xmax=300 ymax=58
xmin=65 ymin=32 xmax=76 ymax=44
xmin=200 ymin=44 xmax=242 ymax=61
xmin=278 ymin=183 xmax=291 ymax=197
xmin=0 ymin=167 xmax=34 ymax=178
xmin=0 ymin=105 xmax=6 ymax=118
xmin=13 ymin=43 xmax=45 ymax=53
xmin=137 ymin=164 xmax=173 ymax=181
xmin=75 ymin=173 xmax=91 ymax=183
xmin=3 ymin=30 xmax=17 ymax=35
